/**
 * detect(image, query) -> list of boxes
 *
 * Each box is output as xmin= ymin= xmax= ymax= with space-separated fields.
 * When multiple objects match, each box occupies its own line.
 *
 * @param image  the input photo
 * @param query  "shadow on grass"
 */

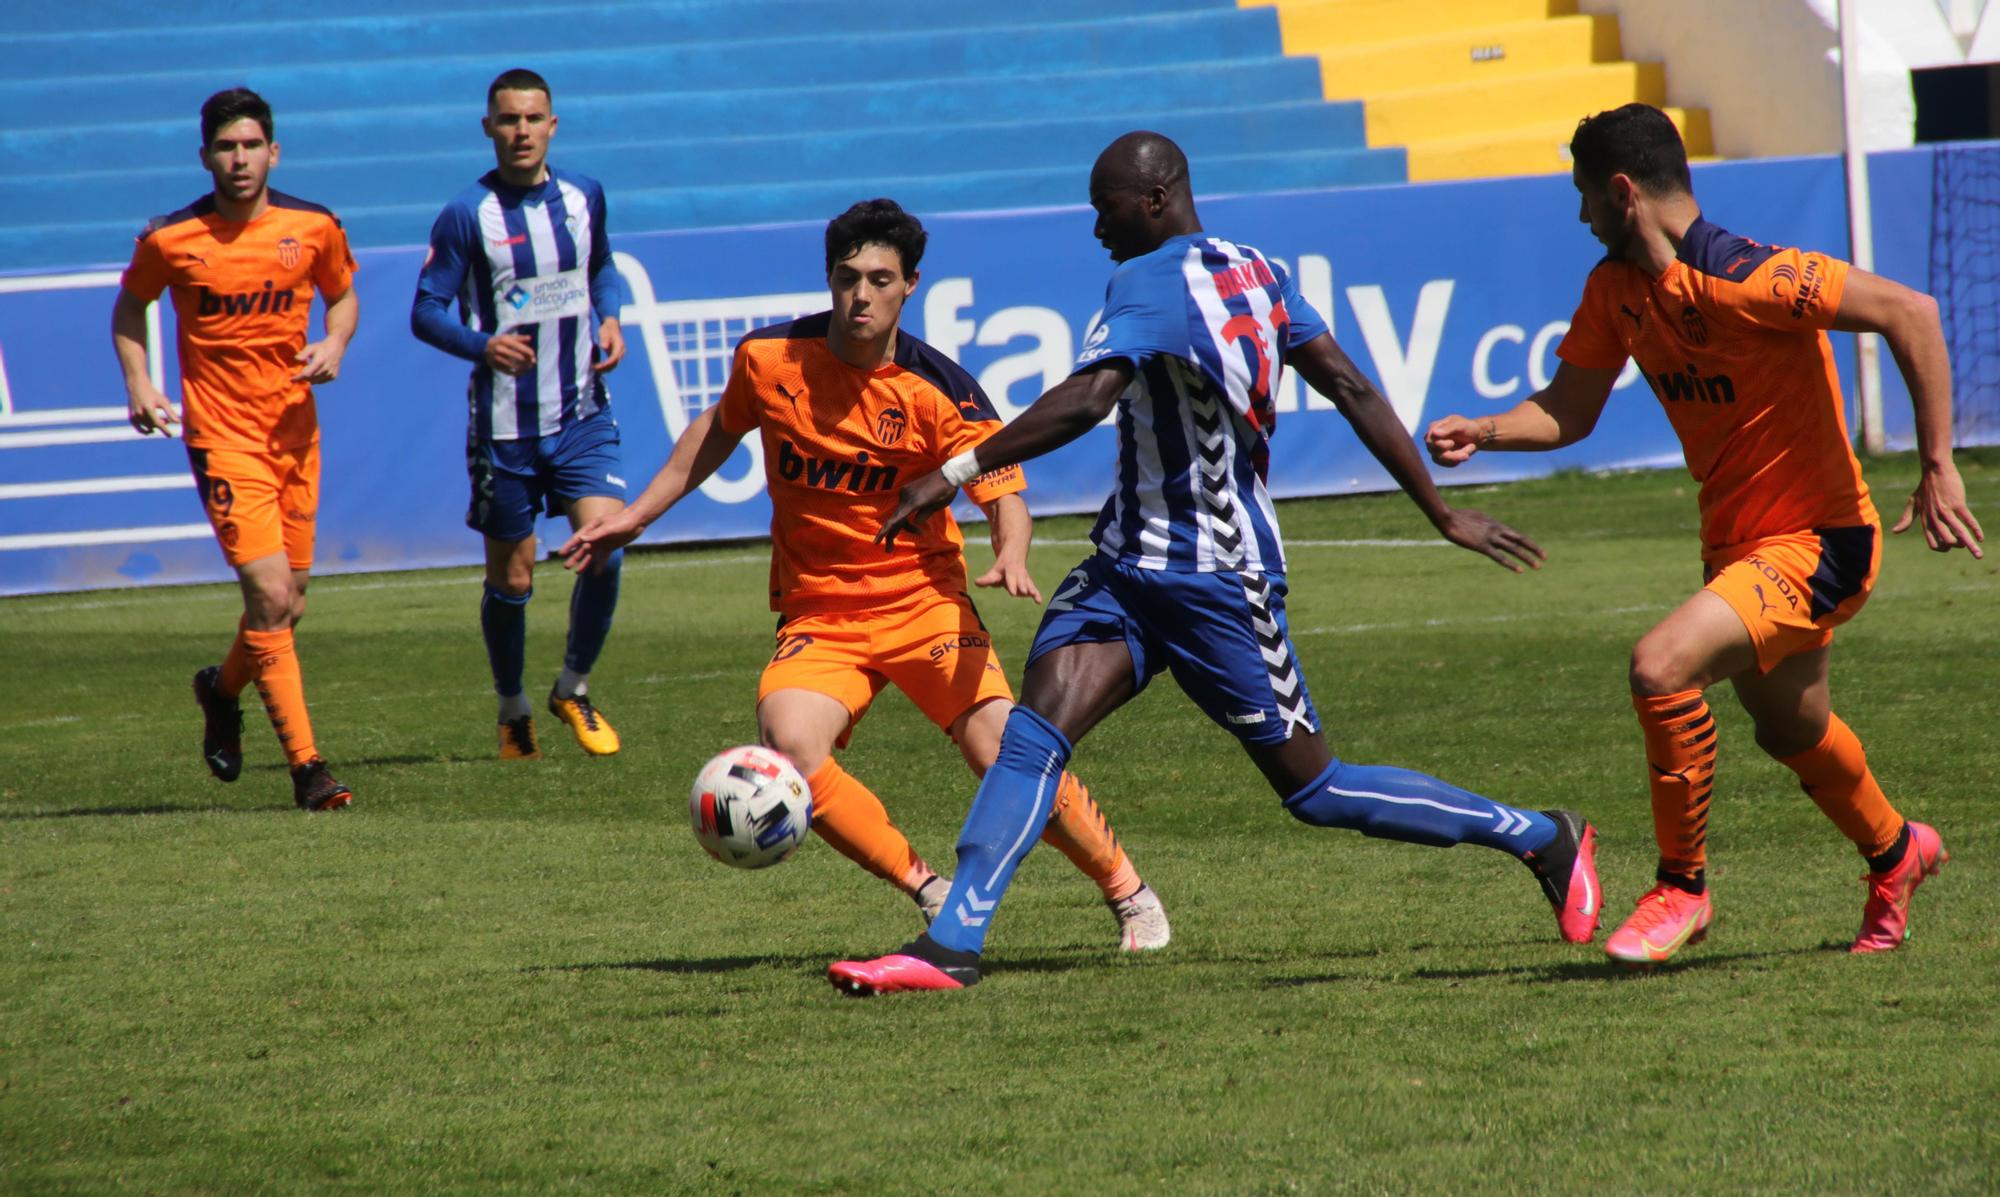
xmin=0 ymin=802 xmax=286 ymax=820
xmin=1392 ymin=944 xmax=1834 ymax=985
xmin=525 ymin=950 xmax=1125 ymax=978
xmin=244 ymin=752 xmax=482 ymax=772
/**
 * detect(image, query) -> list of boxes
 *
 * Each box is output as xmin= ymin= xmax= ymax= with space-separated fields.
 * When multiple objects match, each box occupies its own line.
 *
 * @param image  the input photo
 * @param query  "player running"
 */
xmin=564 ymin=199 xmax=1171 ymax=949
xmin=1425 ymin=104 xmax=1979 ymax=966
xmin=411 ymin=68 xmax=629 ymax=761
xmin=828 ymin=133 xmax=1597 ymax=996
xmin=114 ymin=88 xmax=358 ymax=812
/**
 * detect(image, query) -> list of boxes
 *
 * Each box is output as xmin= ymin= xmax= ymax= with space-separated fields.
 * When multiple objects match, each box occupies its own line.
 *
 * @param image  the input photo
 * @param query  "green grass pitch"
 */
xmin=3 ymin=452 xmax=1996 ymax=1195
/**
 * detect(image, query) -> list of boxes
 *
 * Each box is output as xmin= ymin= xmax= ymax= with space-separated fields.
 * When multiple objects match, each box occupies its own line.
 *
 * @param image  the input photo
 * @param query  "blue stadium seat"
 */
xmin=0 ymin=0 xmax=1405 ymax=272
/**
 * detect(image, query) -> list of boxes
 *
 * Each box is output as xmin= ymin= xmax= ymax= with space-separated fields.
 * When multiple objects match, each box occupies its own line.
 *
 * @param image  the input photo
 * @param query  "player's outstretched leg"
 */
xmin=1282 ymin=757 xmax=1599 ymax=942
xmin=829 ymin=707 xmax=1069 ymax=996
xmin=805 ymin=756 xmax=946 ymax=922
xmin=192 ymin=665 xmax=244 ymax=783
xmin=481 ymin=584 xmax=538 ymax=759
xmin=549 ymin=548 xmax=622 ymax=755
xmin=1041 ymin=771 xmax=1170 ymax=951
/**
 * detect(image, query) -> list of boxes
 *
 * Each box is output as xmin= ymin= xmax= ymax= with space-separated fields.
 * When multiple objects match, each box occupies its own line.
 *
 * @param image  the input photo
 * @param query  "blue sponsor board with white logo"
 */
xmin=0 ymin=149 xmax=1949 ymax=595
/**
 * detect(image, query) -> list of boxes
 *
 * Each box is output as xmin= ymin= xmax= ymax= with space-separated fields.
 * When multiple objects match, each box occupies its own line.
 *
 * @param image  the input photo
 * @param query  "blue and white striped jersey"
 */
xmin=411 ymin=166 xmax=623 ymax=442
xmin=1073 ymin=233 xmax=1327 ymax=574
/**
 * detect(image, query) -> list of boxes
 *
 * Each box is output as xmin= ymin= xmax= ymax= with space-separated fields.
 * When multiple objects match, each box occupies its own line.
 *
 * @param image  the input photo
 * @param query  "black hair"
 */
xmin=488 ymin=67 xmax=552 ymax=108
xmin=824 ymin=198 xmax=926 ymax=276
xmin=1570 ymin=103 xmax=1693 ymax=195
xmin=200 ymin=88 xmax=273 ymax=148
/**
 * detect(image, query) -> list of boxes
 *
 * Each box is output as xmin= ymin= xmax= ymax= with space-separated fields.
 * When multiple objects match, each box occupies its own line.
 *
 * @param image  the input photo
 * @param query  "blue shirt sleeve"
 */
xmin=586 ymin=181 xmax=625 ymax=318
xmin=409 ymin=201 xmax=489 ymax=363
xmin=1273 ymin=257 xmax=1329 ymax=352
xmin=1072 ymin=256 xmax=1186 ymax=376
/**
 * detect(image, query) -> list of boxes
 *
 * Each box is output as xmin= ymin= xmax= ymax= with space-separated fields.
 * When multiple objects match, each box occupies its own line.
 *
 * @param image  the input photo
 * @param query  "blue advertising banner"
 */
xmin=0 ymin=150 xmax=1938 ymax=596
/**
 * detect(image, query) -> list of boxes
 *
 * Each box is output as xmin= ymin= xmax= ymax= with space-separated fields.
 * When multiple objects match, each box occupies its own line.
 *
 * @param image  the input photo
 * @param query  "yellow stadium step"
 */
xmin=1363 ymin=60 xmax=1665 ymax=147
xmin=1314 ymin=15 xmax=1621 ymax=99
xmin=1243 ymin=0 xmax=1580 ymax=52
xmin=1404 ymin=107 xmax=1715 ymax=182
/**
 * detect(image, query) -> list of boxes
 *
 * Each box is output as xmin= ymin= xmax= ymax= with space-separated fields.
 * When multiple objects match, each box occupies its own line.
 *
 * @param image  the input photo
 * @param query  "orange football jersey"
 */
xmin=1557 ymin=216 xmax=1876 ymax=557
xmin=121 ymin=191 xmax=356 ymax=452
xmin=716 ymin=313 xmax=1026 ymax=616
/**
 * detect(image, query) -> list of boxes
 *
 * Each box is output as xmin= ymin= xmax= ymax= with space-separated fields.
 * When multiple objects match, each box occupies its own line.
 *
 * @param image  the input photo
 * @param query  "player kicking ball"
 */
xmin=412 ymin=68 xmax=629 ymax=761
xmin=564 ymin=199 xmax=1171 ymax=949
xmin=1426 ymin=104 xmax=1978 ymax=965
xmin=114 ymin=88 xmax=357 ymax=812
xmin=829 ymin=134 xmax=1598 ymax=996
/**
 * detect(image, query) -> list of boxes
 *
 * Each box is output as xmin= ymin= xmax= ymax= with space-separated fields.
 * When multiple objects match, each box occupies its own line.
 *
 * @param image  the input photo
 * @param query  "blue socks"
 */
xmin=480 ymin=584 xmax=531 ymax=699
xmin=1284 ymin=758 xmax=1555 ymax=855
xmin=564 ymin=549 xmax=621 ymax=675
xmin=926 ymin=707 xmax=1073 ymax=955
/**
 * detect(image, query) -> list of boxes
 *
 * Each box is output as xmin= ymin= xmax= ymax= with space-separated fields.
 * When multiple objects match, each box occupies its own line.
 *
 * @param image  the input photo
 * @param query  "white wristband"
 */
xmin=940 ymin=449 xmax=982 ymax=488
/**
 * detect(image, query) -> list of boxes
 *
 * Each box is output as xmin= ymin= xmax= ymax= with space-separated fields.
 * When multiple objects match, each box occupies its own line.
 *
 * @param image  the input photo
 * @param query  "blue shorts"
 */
xmin=466 ymin=408 xmax=626 ymax=542
xmin=1027 ymin=554 xmax=1321 ymax=745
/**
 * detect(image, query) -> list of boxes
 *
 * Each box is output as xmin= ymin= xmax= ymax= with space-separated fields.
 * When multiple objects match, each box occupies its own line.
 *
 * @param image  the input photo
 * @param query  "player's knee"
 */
xmin=1752 ymin=713 xmax=1825 ymax=760
xmin=760 ymin=726 xmax=828 ymax=777
xmin=1628 ymin=641 xmax=1696 ymax=697
xmin=486 ymin=569 xmax=533 ymax=599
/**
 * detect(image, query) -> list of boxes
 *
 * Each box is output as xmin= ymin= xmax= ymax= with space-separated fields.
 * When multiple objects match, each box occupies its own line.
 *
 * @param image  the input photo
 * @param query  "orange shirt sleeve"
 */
xmin=715 ymin=341 xmax=761 ymax=437
xmin=312 ymin=217 xmax=357 ymax=300
xmin=1697 ymin=246 xmax=1849 ymax=333
xmin=1555 ymin=264 xmax=1629 ymax=370
xmin=121 ymin=228 xmax=172 ymax=303
xmin=930 ymin=395 xmax=1024 ymax=506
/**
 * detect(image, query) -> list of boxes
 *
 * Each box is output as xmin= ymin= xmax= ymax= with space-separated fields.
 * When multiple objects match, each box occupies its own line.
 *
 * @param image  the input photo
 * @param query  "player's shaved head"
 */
xmin=1092 ymin=131 xmax=1191 ymax=198
xmin=1088 ymin=132 xmax=1200 ymax=263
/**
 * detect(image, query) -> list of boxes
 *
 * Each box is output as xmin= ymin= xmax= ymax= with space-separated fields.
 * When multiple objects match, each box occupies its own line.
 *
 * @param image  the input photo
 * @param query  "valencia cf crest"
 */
xmin=1679 ymin=304 xmax=1707 ymax=346
xmin=875 ymin=407 xmax=907 ymax=446
xmin=276 ymin=237 xmax=301 ymax=269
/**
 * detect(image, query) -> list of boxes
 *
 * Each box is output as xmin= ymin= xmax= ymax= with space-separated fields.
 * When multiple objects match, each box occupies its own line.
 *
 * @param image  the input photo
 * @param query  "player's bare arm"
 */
xmin=1290 ymin=332 xmax=1545 ymax=572
xmin=482 ymin=331 xmax=536 ymax=377
xmin=1831 ymin=269 xmax=1984 ymax=558
xmin=561 ymin=401 xmax=743 ymax=571
xmin=974 ymin=493 xmax=1043 ymax=603
xmin=111 ymin=289 xmax=178 ymax=436
xmin=292 ymin=286 xmax=358 ymax=384
xmin=1426 ymin=361 xmax=1621 ymax=465
xmin=593 ymin=317 xmax=625 ymax=374
xmin=878 ymin=360 xmax=1131 ymax=550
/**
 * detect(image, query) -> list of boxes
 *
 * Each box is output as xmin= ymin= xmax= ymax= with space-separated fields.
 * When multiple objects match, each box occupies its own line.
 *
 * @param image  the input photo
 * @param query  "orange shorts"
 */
xmin=1703 ymin=525 xmax=1879 ymax=673
xmin=186 ymin=443 xmax=320 ymax=571
xmin=759 ymin=591 xmax=1014 ymax=742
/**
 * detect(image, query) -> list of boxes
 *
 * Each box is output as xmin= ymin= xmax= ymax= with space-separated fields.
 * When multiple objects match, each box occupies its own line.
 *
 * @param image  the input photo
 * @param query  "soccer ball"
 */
xmin=689 ymin=745 xmax=813 ymax=869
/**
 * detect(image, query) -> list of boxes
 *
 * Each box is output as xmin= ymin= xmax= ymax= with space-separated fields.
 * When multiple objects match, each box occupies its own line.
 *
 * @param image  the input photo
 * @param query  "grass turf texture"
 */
xmin=3 ymin=451 xmax=1996 ymax=1195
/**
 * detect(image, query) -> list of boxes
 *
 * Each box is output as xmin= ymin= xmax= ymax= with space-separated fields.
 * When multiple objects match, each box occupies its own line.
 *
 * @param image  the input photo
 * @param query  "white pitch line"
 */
xmin=0 ymin=474 xmax=193 ymax=501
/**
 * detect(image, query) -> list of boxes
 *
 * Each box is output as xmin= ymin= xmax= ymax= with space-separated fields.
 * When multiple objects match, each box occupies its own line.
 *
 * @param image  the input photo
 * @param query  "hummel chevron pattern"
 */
xmin=955 ymin=888 xmax=997 ymax=929
xmin=1185 ymin=378 xmax=1246 ymax=569
xmin=1492 ymin=808 xmax=1534 ymax=836
xmin=1242 ymin=573 xmax=1313 ymax=739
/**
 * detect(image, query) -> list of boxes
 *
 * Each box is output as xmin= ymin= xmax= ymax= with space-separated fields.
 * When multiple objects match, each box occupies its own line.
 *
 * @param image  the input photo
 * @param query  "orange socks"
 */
xmin=805 ymin=758 xmax=933 ymax=894
xmin=1634 ymin=690 xmax=1717 ymax=889
xmin=241 ymin=626 xmax=316 ymax=767
xmin=1041 ymin=772 xmax=1142 ymax=903
xmin=1777 ymin=712 xmax=1903 ymax=858
xmin=219 ymin=619 xmax=254 ymax=698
